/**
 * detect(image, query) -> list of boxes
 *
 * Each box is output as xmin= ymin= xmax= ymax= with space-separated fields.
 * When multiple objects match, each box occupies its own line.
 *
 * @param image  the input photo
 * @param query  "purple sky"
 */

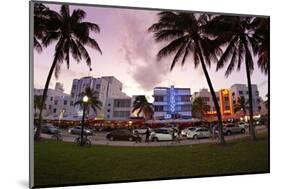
xmin=34 ymin=3 xmax=268 ymax=102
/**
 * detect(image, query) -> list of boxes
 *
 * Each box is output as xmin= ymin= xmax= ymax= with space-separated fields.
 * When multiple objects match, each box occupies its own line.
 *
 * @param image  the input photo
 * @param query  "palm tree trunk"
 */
xmin=197 ymin=45 xmax=225 ymax=144
xmin=34 ymin=57 xmax=57 ymax=140
xmin=245 ymin=59 xmax=256 ymax=140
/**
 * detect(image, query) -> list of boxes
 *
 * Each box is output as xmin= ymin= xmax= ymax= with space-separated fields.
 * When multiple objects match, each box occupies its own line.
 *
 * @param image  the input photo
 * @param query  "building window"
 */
xmin=113 ymin=111 xmax=130 ymax=118
xmin=181 ymin=95 xmax=191 ymax=102
xmin=154 ymin=96 xmax=164 ymax=102
xmin=239 ymin=91 xmax=243 ymax=95
xmin=232 ymin=92 xmax=235 ymax=96
xmin=49 ymin=105 xmax=52 ymax=110
xmin=54 ymin=100 xmax=58 ymax=105
xmin=53 ymin=108 xmax=57 ymax=113
xmin=107 ymin=109 xmax=110 ymax=112
xmin=225 ymin=106 xmax=230 ymax=111
xmin=64 ymin=100 xmax=67 ymax=105
xmin=154 ymin=105 xmax=164 ymax=112
xmin=50 ymin=96 xmax=53 ymax=101
xmin=71 ymin=93 xmax=74 ymax=98
xmin=96 ymin=84 xmax=101 ymax=90
xmin=70 ymin=101 xmax=73 ymax=106
xmin=72 ymin=85 xmax=76 ymax=90
xmin=256 ymin=91 xmax=259 ymax=96
xmin=181 ymin=105 xmax=192 ymax=111
xmin=108 ymin=103 xmax=111 ymax=106
xmin=114 ymin=99 xmax=131 ymax=107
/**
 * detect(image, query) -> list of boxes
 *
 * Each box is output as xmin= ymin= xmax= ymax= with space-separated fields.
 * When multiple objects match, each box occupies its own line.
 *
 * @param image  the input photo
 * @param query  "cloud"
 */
xmin=118 ymin=10 xmax=170 ymax=91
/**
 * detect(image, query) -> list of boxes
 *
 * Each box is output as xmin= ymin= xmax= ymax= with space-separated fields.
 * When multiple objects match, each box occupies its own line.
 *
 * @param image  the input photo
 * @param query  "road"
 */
xmin=41 ymin=125 xmax=267 ymax=146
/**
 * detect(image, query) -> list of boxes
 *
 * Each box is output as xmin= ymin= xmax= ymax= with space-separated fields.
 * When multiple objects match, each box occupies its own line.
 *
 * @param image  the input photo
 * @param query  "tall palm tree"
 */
xmin=192 ymin=97 xmax=210 ymax=120
xmin=34 ymin=95 xmax=42 ymax=117
xmin=132 ymin=95 xmax=154 ymax=120
xmin=34 ymin=4 xmax=102 ymax=140
xmin=233 ymin=96 xmax=248 ymax=116
xmin=206 ymin=16 xmax=263 ymax=140
xmin=148 ymin=12 xmax=225 ymax=144
xmin=74 ymin=87 xmax=102 ymax=116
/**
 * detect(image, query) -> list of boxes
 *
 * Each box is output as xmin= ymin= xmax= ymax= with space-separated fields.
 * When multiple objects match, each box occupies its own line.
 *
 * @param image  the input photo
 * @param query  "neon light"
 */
xmin=169 ymin=86 xmax=175 ymax=113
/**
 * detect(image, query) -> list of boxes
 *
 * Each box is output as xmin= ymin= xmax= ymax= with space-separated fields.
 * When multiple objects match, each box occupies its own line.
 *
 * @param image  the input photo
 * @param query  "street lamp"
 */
xmin=80 ymin=95 xmax=89 ymax=146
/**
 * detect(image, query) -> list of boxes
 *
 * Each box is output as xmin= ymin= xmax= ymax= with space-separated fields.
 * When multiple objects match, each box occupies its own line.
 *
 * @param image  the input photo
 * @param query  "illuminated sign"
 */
xmin=169 ymin=86 xmax=175 ymax=113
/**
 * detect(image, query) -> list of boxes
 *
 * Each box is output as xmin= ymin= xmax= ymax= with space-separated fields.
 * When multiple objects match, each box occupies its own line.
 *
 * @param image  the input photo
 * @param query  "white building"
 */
xmin=70 ymin=76 xmax=128 ymax=118
xmin=34 ymin=82 xmax=75 ymax=118
xmin=105 ymin=97 xmax=132 ymax=120
xmin=230 ymin=84 xmax=261 ymax=114
xmin=153 ymin=86 xmax=192 ymax=119
xmin=192 ymin=88 xmax=218 ymax=112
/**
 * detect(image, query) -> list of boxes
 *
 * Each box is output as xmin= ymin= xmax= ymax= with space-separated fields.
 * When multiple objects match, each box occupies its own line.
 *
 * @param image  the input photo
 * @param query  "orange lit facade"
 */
xmin=205 ymin=89 xmax=234 ymax=118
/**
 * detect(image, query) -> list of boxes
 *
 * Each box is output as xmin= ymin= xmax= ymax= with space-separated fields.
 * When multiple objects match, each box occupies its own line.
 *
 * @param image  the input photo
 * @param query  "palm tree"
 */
xmin=34 ymin=95 xmax=42 ymax=117
xmin=34 ymin=4 xmax=102 ymax=140
xmin=148 ymin=12 xmax=225 ymax=144
xmin=132 ymin=95 xmax=154 ymax=120
xmin=233 ymin=96 xmax=248 ymax=116
xmin=206 ymin=16 xmax=263 ymax=140
xmin=74 ymin=87 xmax=102 ymax=116
xmin=253 ymin=17 xmax=269 ymax=74
xmin=192 ymin=97 xmax=210 ymax=120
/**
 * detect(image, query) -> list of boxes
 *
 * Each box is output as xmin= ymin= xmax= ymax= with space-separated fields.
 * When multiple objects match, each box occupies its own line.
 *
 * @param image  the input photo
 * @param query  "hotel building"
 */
xmin=230 ymin=84 xmax=261 ymax=114
xmin=192 ymin=84 xmax=261 ymax=118
xmin=153 ymin=86 xmax=192 ymax=119
xmin=192 ymin=88 xmax=233 ymax=117
xmin=70 ymin=76 xmax=128 ymax=117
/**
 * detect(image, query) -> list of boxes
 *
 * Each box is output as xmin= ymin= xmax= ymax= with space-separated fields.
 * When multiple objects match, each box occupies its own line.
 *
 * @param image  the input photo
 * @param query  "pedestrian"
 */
xmin=135 ymin=132 xmax=141 ymax=143
xmin=171 ymin=127 xmax=176 ymax=144
xmin=177 ymin=128 xmax=181 ymax=143
xmin=145 ymin=128 xmax=150 ymax=143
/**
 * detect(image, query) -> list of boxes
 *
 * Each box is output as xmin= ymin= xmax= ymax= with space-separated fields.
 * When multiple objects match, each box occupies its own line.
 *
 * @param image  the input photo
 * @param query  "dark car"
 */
xmin=106 ymin=129 xmax=139 ymax=141
xmin=41 ymin=125 xmax=59 ymax=134
xmin=68 ymin=126 xmax=93 ymax=135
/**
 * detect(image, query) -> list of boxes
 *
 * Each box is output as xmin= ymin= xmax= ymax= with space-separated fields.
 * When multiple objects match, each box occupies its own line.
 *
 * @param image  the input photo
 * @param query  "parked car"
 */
xmin=239 ymin=122 xmax=249 ymax=128
xmin=186 ymin=127 xmax=211 ymax=139
xmin=149 ymin=128 xmax=177 ymax=141
xmin=41 ymin=124 xmax=59 ymax=134
xmin=133 ymin=125 xmax=151 ymax=134
xmin=181 ymin=127 xmax=197 ymax=137
xmin=222 ymin=123 xmax=246 ymax=135
xmin=106 ymin=129 xmax=139 ymax=141
xmin=68 ymin=126 xmax=93 ymax=135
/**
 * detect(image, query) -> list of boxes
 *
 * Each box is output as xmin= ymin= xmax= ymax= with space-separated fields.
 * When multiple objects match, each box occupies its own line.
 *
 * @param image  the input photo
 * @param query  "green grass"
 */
xmin=34 ymin=134 xmax=269 ymax=187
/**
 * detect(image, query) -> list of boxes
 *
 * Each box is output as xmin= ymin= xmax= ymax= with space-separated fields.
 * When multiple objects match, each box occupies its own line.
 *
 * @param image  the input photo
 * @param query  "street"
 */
xmin=41 ymin=125 xmax=267 ymax=146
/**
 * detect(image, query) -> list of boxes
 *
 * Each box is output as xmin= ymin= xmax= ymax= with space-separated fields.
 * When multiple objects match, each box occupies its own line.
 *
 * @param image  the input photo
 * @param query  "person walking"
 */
xmin=145 ymin=128 xmax=150 ymax=143
xmin=171 ymin=127 xmax=176 ymax=144
xmin=135 ymin=131 xmax=142 ymax=143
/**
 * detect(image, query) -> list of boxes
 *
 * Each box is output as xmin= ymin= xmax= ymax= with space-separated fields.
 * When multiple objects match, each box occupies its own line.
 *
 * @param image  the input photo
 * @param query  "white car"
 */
xmin=239 ymin=122 xmax=249 ymax=128
xmin=186 ymin=127 xmax=211 ymax=139
xmin=181 ymin=127 xmax=197 ymax=137
xmin=150 ymin=128 xmax=177 ymax=141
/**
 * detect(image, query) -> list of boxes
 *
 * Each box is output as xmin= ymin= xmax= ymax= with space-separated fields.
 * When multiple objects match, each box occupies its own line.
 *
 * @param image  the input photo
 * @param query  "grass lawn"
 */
xmin=34 ymin=133 xmax=269 ymax=187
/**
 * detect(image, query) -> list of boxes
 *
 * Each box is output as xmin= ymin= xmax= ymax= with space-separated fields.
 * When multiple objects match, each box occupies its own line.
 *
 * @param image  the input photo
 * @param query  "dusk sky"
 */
xmin=34 ymin=3 xmax=268 ymax=102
